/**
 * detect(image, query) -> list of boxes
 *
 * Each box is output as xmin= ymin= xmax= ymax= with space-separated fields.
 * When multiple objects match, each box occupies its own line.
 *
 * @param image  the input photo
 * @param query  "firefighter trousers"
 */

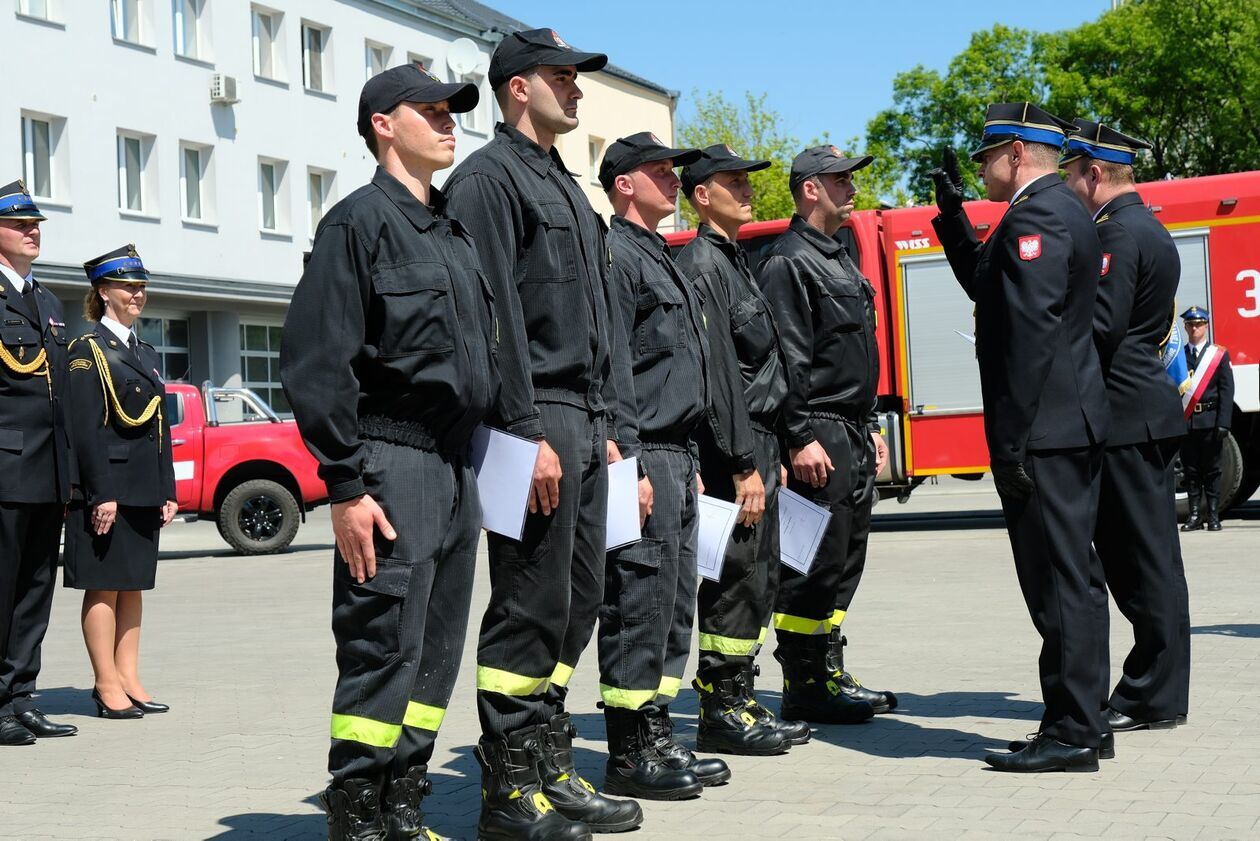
xmin=1094 ymin=438 xmax=1191 ymax=720
xmin=774 ymin=415 xmax=874 ymax=656
xmin=695 ymin=426 xmax=782 ymax=677
xmin=328 ymin=440 xmax=480 ymax=784
xmin=0 ymin=502 xmax=61 ymax=717
xmin=477 ymin=403 xmax=607 ymax=739
xmin=1181 ymin=428 xmax=1224 ymax=503
xmin=598 ymin=444 xmax=698 ymax=709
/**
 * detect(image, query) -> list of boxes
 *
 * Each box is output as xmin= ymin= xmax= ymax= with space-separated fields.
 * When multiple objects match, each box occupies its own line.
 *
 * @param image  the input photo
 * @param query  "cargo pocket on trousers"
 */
xmin=611 ymin=537 xmax=665 ymax=622
xmin=336 ymin=558 xmax=414 ymax=668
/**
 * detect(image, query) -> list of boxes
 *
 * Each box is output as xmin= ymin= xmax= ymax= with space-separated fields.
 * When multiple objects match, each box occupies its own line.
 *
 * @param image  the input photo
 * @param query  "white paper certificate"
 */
xmin=778 ymin=488 xmax=831 ymax=575
xmin=606 ymin=457 xmax=641 ymax=551
xmin=469 ymin=425 xmax=540 ymax=541
xmin=696 ymin=494 xmax=741 ymax=582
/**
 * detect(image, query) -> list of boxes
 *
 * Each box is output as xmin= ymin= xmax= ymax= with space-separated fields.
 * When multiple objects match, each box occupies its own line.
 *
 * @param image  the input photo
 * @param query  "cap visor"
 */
xmin=819 ymin=154 xmax=874 ymax=175
xmin=535 ymin=49 xmax=608 ymax=74
xmin=713 ymin=157 xmax=772 ymax=174
xmin=1 ymin=212 xmax=46 ymax=221
xmin=970 ymin=137 xmax=1014 ymax=162
xmin=400 ymin=82 xmax=480 ymax=114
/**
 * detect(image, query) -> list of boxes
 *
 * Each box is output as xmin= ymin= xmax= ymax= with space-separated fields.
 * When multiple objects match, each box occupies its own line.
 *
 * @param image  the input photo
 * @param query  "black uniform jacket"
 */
xmin=606 ymin=216 xmax=710 ymax=454
xmin=67 ymin=323 xmax=175 ymax=507
xmin=1091 ymin=191 xmax=1185 ymax=446
xmin=677 ymin=224 xmax=788 ymax=473
xmin=280 ymin=168 xmax=500 ymax=504
xmin=0 ymin=272 xmax=72 ymax=504
xmin=1185 ymin=344 xmax=1234 ymax=431
xmin=756 ymin=215 xmax=880 ymax=450
xmin=445 ymin=123 xmax=630 ymax=446
xmin=933 ymin=173 xmax=1109 ymax=464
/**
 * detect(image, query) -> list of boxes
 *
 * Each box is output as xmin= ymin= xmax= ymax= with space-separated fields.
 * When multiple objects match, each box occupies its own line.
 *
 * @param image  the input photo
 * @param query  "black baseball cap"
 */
xmin=357 ymin=63 xmax=479 ymax=139
xmin=488 ymin=28 xmax=607 ymax=90
xmin=789 ymin=145 xmax=874 ymax=192
xmin=598 ymin=132 xmax=702 ymax=191
xmin=680 ymin=144 xmax=771 ymax=198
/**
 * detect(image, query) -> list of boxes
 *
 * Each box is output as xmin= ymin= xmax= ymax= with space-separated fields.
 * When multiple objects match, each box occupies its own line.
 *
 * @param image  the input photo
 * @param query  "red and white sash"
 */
xmin=1183 ymin=344 xmax=1224 ymax=419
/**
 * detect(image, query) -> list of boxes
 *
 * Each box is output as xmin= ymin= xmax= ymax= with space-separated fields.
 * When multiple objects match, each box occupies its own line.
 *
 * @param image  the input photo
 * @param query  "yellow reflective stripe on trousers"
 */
xmin=330 ymin=713 xmax=402 ymax=748
xmin=773 ymin=612 xmax=831 ymax=635
xmin=477 ymin=665 xmax=550 ymax=696
xmin=599 ymin=683 xmax=657 ymax=710
xmin=402 ymin=701 xmax=446 ymax=731
xmin=657 ymin=676 xmax=682 ymax=700
xmin=550 ymin=662 xmax=575 ymax=688
xmin=757 ymin=625 xmax=768 ymax=645
xmin=697 ymin=632 xmax=758 ymax=656
xmin=831 ymin=609 xmax=846 ymax=628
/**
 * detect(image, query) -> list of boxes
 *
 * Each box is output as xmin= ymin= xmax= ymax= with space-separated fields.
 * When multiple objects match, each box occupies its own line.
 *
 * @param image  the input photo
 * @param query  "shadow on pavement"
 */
xmin=209 ymin=794 xmax=325 ymax=839
xmin=871 ymin=510 xmax=1007 ymax=532
xmin=158 ymin=543 xmax=334 ymax=561
xmin=1192 ymin=623 xmax=1260 ymax=638
xmin=25 ymin=685 xmax=97 ymax=718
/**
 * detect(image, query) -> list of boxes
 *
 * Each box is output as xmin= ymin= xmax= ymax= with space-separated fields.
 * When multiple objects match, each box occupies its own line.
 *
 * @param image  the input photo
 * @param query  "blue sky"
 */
xmin=489 ymin=0 xmax=1114 ymax=147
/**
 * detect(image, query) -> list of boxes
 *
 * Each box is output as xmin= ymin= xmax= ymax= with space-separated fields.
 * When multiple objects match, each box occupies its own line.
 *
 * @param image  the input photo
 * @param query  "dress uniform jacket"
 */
xmin=1092 ymin=192 xmax=1184 ymax=445
xmin=933 ymin=173 xmax=1110 ymax=464
xmin=0 ymin=272 xmax=72 ymax=504
xmin=1185 ymin=343 xmax=1234 ymax=431
xmin=66 ymin=323 xmax=175 ymax=507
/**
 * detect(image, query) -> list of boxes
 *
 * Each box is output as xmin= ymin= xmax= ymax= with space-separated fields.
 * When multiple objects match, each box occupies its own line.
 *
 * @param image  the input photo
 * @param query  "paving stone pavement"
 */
xmin=2 ymin=479 xmax=1258 ymax=840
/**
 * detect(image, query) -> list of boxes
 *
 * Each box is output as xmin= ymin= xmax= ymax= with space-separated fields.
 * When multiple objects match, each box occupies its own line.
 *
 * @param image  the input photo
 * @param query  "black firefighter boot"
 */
xmin=602 ymin=706 xmax=704 ymax=800
xmin=826 ymin=631 xmax=898 ymax=714
xmin=1205 ymin=488 xmax=1223 ymax=531
xmin=384 ymin=766 xmax=442 ymax=841
xmin=537 ymin=712 xmax=643 ymax=833
xmin=776 ymin=636 xmax=875 ymax=725
xmin=741 ymin=662 xmax=811 ymax=745
xmin=646 ymin=703 xmax=732 ymax=785
xmin=693 ymin=669 xmax=789 ymax=756
xmin=1181 ymin=484 xmax=1204 ymax=531
xmin=320 ymin=778 xmax=388 ymax=841
xmin=475 ymin=726 xmax=591 ymax=841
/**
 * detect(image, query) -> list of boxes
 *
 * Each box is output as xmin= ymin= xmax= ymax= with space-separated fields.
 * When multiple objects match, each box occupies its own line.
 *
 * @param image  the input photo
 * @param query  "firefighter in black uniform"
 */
xmin=596 ymin=132 xmax=727 ymax=801
xmin=444 ymin=28 xmax=643 ymax=840
xmin=1061 ymin=121 xmax=1191 ymax=739
xmin=676 ymin=144 xmax=807 ymax=754
xmin=279 ymin=66 xmax=499 ymax=841
xmin=932 ymin=103 xmax=1111 ymax=773
xmin=1178 ymin=306 xmax=1235 ymax=532
xmin=758 ymin=146 xmax=895 ymax=728
xmin=0 ymin=180 xmax=77 ymax=747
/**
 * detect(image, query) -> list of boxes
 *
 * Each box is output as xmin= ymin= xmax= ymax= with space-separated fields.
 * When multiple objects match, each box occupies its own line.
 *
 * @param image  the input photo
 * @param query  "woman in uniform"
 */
xmin=64 ymin=245 xmax=177 ymax=719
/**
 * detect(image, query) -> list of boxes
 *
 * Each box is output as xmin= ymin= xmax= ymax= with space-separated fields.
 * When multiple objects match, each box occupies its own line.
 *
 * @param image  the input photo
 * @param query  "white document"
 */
xmin=469 ymin=425 xmax=540 ymax=541
xmin=696 ymin=494 xmax=741 ymax=583
xmin=954 ymin=329 xmax=977 ymax=345
xmin=606 ymin=457 xmax=641 ymax=551
xmin=778 ymin=488 xmax=832 ymax=575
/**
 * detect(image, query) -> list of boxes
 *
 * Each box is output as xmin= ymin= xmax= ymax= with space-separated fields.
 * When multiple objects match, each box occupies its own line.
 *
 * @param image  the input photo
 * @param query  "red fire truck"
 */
xmin=665 ymin=170 xmax=1260 ymax=510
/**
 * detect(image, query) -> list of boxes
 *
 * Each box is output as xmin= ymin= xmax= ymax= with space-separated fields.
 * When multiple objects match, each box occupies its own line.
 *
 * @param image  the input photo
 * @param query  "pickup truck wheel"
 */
xmin=217 ymin=479 xmax=300 ymax=555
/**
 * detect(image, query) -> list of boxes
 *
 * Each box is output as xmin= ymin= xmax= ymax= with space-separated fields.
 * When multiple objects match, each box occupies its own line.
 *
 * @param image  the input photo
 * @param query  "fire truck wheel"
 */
xmin=1174 ymin=432 xmax=1243 ymax=520
xmin=217 ymin=479 xmax=301 ymax=555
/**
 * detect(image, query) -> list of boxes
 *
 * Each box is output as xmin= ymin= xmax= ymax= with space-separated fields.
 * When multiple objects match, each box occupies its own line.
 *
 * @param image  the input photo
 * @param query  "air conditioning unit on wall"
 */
xmin=210 ymin=73 xmax=240 ymax=105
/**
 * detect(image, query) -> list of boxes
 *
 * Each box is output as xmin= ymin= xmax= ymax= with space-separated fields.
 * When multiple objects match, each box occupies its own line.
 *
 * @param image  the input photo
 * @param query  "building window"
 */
xmin=21 ymin=112 xmax=67 ymax=202
xmin=240 ymin=323 xmax=289 ymax=415
xmin=460 ymin=73 xmax=489 ymax=135
xmin=179 ymin=141 xmax=215 ymax=223
xmin=307 ymin=167 xmax=334 ymax=239
xmin=17 ymin=0 xmax=59 ymax=21
xmin=258 ymin=157 xmax=288 ymax=233
xmin=116 ymin=130 xmax=156 ymax=215
xmin=588 ymin=136 xmax=604 ymax=186
xmin=407 ymin=52 xmax=432 ymax=74
xmin=366 ymin=40 xmax=391 ymax=78
xmin=301 ymin=21 xmax=331 ymax=92
xmin=251 ymin=5 xmax=283 ymax=81
xmin=138 ymin=316 xmax=190 ymax=381
xmin=111 ymin=0 xmax=148 ymax=45
xmin=173 ymin=0 xmax=209 ymax=61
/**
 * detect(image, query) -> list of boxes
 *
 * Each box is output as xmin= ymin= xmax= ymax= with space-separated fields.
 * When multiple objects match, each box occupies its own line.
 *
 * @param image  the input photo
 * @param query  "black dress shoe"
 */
xmin=0 ymin=716 xmax=36 ymax=746
xmin=985 ymin=734 xmax=1099 ymax=773
xmin=92 ymin=689 xmax=144 ymax=720
xmin=15 ymin=709 xmax=78 ymax=738
xmin=126 ymin=695 xmax=169 ymax=714
xmin=1009 ymin=731 xmax=1114 ymax=759
xmin=1105 ymin=707 xmax=1179 ymax=732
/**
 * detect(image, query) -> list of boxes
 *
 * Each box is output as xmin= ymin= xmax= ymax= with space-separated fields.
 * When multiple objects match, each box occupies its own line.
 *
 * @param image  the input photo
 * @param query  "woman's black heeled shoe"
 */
xmin=91 ymin=689 xmax=144 ymax=720
xmin=126 ymin=694 xmax=169 ymax=714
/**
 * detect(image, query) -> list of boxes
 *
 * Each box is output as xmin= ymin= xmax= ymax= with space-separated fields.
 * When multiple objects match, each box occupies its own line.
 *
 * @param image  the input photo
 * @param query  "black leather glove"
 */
xmin=992 ymin=460 xmax=1035 ymax=503
xmin=1214 ymin=427 xmax=1230 ymax=442
xmin=930 ymin=146 xmax=965 ymax=217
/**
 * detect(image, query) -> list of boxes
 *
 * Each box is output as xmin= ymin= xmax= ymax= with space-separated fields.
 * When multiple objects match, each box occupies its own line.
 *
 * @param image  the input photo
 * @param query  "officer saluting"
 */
xmin=0 ymin=179 xmax=77 ymax=746
xmin=1178 ymin=306 xmax=1235 ymax=531
xmin=280 ymin=65 xmax=498 ymax=841
xmin=932 ymin=103 xmax=1110 ymax=772
xmin=1061 ymin=122 xmax=1191 ymax=736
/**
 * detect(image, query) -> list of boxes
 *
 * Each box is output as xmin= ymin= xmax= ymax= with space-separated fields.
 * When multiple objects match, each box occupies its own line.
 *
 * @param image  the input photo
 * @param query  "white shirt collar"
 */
xmin=1189 ymin=339 xmax=1208 ymax=352
xmin=1009 ymin=178 xmax=1036 ymax=206
xmin=0 ymin=263 xmax=32 ymax=294
xmin=99 ymin=315 xmax=136 ymax=346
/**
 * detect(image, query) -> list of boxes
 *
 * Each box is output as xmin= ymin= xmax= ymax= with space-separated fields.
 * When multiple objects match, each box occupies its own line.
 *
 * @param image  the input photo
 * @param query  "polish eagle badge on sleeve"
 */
xmin=1018 ymin=235 xmax=1042 ymax=261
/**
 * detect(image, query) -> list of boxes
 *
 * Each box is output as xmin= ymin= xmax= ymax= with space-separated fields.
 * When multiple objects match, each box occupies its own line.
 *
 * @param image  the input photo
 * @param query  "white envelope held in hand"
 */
xmin=778 ymin=488 xmax=831 ymax=575
xmin=469 ymin=425 xmax=540 ymax=541
xmin=606 ymin=457 xmax=641 ymax=551
xmin=696 ymin=494 xmax=741 ymax=582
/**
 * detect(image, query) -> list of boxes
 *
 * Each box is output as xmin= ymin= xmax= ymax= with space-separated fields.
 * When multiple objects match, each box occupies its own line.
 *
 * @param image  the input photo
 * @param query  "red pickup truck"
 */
xmin=166 ymin=382 xmax=327 ymax=554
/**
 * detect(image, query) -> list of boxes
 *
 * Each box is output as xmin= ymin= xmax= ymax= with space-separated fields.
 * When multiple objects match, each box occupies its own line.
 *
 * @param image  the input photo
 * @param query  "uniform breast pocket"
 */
xmin=816 ymin=280 xmax=863 ymax=332
xmin=636 ymin=280 xmax=685 ymax=354
xmin=523 ymin=203 xmax=578 ymax=284
xmin=729 ymin=294 xmax=776 ymax=363
xmin=1 ymin=325 xmax=38 ymax=355
xmin=371 ymin=262 xmax=456 ymax=358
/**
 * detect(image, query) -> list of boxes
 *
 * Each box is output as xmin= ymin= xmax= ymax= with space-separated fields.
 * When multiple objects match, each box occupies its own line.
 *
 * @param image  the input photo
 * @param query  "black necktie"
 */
xmin=20 ymin=280 xmax=36 ymax=313
xmin=128 ymin=333 xmax=140 ymax=360
xmin=1188 ymin=346 xmax=1199 ymax=371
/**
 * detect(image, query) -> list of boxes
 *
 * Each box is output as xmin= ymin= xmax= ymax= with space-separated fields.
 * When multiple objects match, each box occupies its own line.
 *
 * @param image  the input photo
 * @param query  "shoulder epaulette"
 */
xmin=1012 ymin=194 xmax=1032 ymax=207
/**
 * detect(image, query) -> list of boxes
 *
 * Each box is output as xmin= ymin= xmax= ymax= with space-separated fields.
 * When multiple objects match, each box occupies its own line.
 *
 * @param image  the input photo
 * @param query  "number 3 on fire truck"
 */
xmin=1238 ymin=268 xmax=1260 ymax=318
